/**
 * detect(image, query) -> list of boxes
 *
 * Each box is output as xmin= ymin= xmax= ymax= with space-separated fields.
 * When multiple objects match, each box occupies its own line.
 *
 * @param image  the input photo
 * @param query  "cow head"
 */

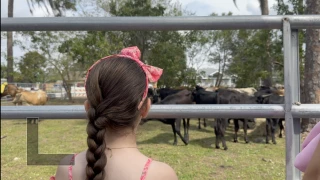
xmin=256 ymin=94 xmax=272 ymax=104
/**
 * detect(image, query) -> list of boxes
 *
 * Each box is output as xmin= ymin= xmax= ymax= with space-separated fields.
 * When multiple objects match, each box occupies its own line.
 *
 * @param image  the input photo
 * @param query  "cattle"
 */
xmin=228 ymin=87 xmax=257 ymax=96
xmin=256 ymin=91 xmax=285 ymax=144
xmin=140 ymin=89 xmax=194 ymax=145
xmin=12 ymin=90 xmax=48 ymax=106
xmin=157 ymin=87 xmax=182 ymax=100
xmin=254 ymin=86 xmax=284 ymax=97
xmin=214 ymin=88 xmax=258 ymax=150
xmin=12 ymin=90 xmax=48 ymax=124
xmin=205 ymin=86 xmax=219 ymax=92
xmin=192 ymin=86 xmax=217 ymax=129
xmin=147 ymin=87 xmax=159 ymax=104
xmin=193 ymin=86 xmax=256 ymax=150
xmin=1 ymin=83 xmax=23 ymax=99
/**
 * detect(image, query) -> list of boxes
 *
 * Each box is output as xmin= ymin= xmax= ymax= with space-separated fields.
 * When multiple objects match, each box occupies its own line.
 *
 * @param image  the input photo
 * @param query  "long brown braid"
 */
xmin=85 ymin=57 xmax=147 ymax=180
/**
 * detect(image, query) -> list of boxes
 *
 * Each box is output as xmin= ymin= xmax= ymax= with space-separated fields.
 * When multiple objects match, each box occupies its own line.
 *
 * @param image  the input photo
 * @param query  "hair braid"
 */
xmin=86 ymin=107 xmax=107 ymax=180
xmin=85 ymin=57 xmax=149 ymax=179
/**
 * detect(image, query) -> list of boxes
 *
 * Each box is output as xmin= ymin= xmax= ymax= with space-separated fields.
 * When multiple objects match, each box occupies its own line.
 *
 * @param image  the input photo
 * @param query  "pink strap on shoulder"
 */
xmin=49 ymin=154 xmax=77 ymax=180
xmin=140 ymin=158 xmax=153 ymax=180
xmin=68 ymin=154 xmax=77 ymax=180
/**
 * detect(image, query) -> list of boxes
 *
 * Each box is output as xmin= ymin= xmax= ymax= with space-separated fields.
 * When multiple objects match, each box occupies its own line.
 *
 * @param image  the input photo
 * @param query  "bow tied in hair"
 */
xmin=85 ymin=46 xmax=163 ymax=109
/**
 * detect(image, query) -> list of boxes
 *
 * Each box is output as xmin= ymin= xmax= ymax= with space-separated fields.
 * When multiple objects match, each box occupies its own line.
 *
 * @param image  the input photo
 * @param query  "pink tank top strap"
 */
xmin=140 ymin=158 xmax=153 ymax=180
xmin=49 ymin=154 xmax=77 ymax=180
xmin=68 ymin=154 xmax=77 ymax=180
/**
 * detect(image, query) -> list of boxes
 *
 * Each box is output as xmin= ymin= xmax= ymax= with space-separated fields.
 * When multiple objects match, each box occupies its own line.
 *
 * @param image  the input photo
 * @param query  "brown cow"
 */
xmin=229 ymin=87 xmax=257 ymax=96
xmin=12 ymin=90 xmax=48 ymax=106
xmin=1 ymin=84 xmax=23 ymax=98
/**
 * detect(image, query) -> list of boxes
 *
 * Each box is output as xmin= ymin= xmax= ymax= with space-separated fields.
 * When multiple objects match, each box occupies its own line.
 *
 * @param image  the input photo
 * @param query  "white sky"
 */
xmin=1 ymin=0 xmax=278 ymax=69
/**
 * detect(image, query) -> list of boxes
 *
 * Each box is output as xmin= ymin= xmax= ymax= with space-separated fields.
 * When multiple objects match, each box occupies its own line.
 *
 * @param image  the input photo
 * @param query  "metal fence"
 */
xmin=1 ymin=15 xmax=320 ymax=180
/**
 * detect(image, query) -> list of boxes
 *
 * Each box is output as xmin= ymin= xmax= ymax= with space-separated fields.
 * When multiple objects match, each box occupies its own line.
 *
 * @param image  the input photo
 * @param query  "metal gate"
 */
xmin=1 ymin=15 xmax=320 ymax=180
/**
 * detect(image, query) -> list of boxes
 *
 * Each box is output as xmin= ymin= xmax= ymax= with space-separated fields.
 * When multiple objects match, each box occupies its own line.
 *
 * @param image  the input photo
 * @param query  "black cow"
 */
xmin=214 ymin=88 xmax=246 ymax=150
xmin=158 ymin=88 xmax=182 ymax=100
xmin=232 ymin=92 xmax=257 ymax=143
xmin=140 ymin=89 xmax=193 ymax=145
xmin=256 ymin=92 xmax=285 ymax=144
xmin=192 ymin=86 xmax=216 ymax=129
xmin=147 ymin=87 xmax=159 ymax=104
xmin=193 ymin=86 xmax=255 ymax=150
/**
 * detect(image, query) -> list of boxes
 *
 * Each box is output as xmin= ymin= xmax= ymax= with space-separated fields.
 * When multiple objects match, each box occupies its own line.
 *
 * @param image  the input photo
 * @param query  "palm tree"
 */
xmin=232 ymin=0 xmax=273 ymax=87
xmin=6 ymin=0 xmax=76 ymax=83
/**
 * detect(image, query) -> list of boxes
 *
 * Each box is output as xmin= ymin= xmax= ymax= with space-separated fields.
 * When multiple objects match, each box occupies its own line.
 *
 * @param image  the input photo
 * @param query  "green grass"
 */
xmin=1 ymin=118 xmax=287 ymax=180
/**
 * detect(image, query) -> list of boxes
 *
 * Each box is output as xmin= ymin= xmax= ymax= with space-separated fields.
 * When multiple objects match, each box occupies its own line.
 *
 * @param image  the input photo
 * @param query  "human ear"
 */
xmin=84 ymin=100 xmax=90 ymax=112
xmin=140 ymin=98 xmax=151 ymax=118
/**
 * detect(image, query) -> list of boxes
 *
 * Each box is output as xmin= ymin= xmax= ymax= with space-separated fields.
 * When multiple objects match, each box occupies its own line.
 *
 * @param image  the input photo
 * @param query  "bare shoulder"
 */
xmin=54 ymin=151 xmax=87 ymax=179
xmin=53 ymin=154 xmax=75 ymax=180
xmin=147 ymin=160 xmax=178 ymax=180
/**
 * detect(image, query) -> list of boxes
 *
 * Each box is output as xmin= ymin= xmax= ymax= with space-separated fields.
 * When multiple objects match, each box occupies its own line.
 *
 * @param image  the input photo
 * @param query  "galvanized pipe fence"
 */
xmin=1 ymin=15 xmax=320 ymax=180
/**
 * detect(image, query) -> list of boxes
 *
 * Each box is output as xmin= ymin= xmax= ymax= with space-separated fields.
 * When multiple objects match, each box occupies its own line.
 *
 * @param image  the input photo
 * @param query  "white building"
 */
xmin=197 ymin=68 xmax=236 ymax=88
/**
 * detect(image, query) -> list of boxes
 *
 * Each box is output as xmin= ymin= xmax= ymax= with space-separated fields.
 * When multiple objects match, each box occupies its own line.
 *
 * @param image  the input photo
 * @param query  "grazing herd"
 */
xmin=1 ymin=83 xmax=286 ymax=149
xmin=142 ymin=85 xmax=286 ymax=150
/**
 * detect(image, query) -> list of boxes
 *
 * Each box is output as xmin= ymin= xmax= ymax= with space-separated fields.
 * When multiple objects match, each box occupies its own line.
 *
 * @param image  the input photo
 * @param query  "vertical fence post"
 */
xmin=283 ymin=18 xmax=301 ymax=180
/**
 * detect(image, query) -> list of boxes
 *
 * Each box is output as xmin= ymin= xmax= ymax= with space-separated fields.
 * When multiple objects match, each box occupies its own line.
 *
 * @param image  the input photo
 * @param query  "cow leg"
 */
xmin=214 ymin=128 xmax=220 ymax=149
xmin=182 ymin=118 xmax=188 ymax=143
xmin=198 ymin=118 xmax=201 ymax=129
xmin=278 ymin=119 xmax=284 ymax=138
xmin=243 ymin=119 xmax=249 ymax=143
xmin=233 ymin=119 xmax=239 ymax=143
xmin=183 ymin=118 xmax=190 ymax=143
xmin=215 ymin=118 xmax=228 ymax=150
xmin=203 ymin=118 xmax=207 ymax=128
xmin=171 ymin=122 xmax=178 ymax=146
xmin=271 ymin=118 xmax=279 ymax=144
xmin=175 ymin=119 xmax=188 ymax=145
xmin=221 ymin=119 xmax=228 ymax=150
xmin=187 ymin=118 xmax=190 ymax=139
xmin=266 ymin=118 xmax=271 ymax=144
xmin=214 ymin=119 xmax=220 ymax=149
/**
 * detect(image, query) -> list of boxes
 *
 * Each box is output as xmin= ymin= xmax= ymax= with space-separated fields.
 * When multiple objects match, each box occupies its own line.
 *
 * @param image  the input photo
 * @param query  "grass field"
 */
xmin=1 ymin=116 xmax=288 ymax=180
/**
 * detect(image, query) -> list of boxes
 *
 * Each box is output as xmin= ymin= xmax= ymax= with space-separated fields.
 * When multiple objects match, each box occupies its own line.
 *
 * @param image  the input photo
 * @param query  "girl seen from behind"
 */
xmin=51 ymin=46 xmax=178 ymax=180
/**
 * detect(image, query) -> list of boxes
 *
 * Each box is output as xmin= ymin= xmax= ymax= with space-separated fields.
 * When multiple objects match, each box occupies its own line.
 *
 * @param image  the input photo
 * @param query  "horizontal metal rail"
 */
xmin=1 ymin=15 xmax=320 ymax=31
xmin=1 ymin=104 xmax=319 ymax=119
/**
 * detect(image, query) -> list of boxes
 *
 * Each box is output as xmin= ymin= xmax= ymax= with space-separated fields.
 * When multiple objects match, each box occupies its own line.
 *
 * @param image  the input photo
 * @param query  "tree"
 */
xmin=184 ymin=30 xmax=211 ymax=85
xmin=148 ymin=38 xmax=187 ymax=88
xmin=206 ymin=13 xmax=235 ymax=87
xmin=26 ymin=31 xmax=83 ymax=102
xmin=301 ymin=0 xmax=320 ymax=132
xmin=104 ymin=0 xmax=167 ymax=62
xmin=232 ymin=0 xmax=273 ymax=87
xmin=18 ymin=51 xmax=47 ymax=83
xmin=1 ymin=64 xmax=8 ymax=79
xmin=61 ymin=0 xmax=189 ymax=88
xmin=6 ymin=0 xmax=76 ymax=83
xmin=7 ymin=0 xmax=14 ymax=83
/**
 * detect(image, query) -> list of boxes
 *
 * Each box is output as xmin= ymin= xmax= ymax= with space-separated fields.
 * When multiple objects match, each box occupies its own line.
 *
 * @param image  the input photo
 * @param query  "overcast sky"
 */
xmin=1 ymin=0 xmax=278 ymax=69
